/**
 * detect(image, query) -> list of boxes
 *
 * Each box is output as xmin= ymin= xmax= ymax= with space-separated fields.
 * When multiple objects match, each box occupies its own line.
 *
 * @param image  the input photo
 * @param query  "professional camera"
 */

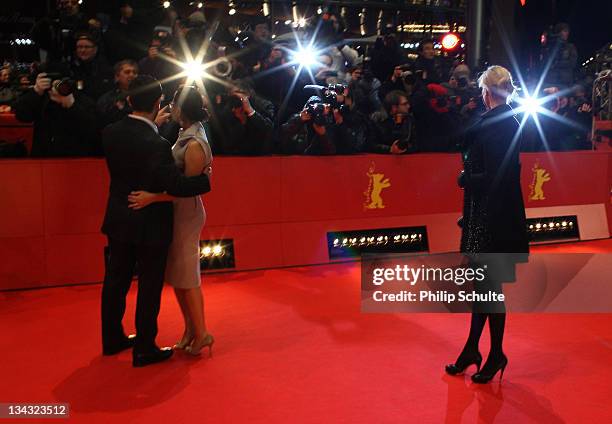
xmin=305 ymin=102 xmax=334 ymax=126
xmin=45 ymin=73 xmax=75 ymax=96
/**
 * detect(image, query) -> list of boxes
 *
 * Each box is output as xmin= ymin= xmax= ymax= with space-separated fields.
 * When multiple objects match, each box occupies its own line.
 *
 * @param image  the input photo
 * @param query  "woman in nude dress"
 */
xmin=128 ymin=85 xmax=214 ymax=356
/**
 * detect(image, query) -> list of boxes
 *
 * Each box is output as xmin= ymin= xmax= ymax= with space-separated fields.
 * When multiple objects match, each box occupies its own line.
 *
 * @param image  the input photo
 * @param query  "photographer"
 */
xmin=411 ymin=82 xmax=461 ymax=152
xmin=379 ymin=65 xmax=414 ymax=103
xmin=413 ymin=39 xmax=443 ymax=85
xmin=280 ymin=96 xmax=338 ymax=155
xmin=368 ymin=90 xmax=415 ymax=154
xmin=348 ymin=65 xmax=382 ymax=117
xmin=208 ymin=86 xmax=274 ymax=155
xmin=31 ymin=0 xmax=89 ymax=62
xmin=253 ymin=43 xmax=299 ymax=122
xmin=97 ymin=60 xmax=138 ymax=129
xmin=324 ymin=84 xmax=368 ymax=154
xmin=543 ymin=23 xmax=578 ymax=89
xmin=70 ymin=32 xmax=114 ymax=102
xmin=14 ymin=71 xmax=98 ymax=157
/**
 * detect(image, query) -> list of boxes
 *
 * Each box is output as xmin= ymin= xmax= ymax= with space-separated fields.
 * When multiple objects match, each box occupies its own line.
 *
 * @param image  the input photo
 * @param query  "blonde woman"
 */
xmin=445 ymin=66 xmax=528 ymax=383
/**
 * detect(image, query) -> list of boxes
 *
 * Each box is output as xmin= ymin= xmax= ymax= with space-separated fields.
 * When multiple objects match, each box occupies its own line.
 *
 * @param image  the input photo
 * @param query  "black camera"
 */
xmin=305 ymin=103 xmax=334 ymax=126
xmin=43 ymin=72 xmax=75 ymax=96
xmin=322 ymin=83 xmax=346 ymax=108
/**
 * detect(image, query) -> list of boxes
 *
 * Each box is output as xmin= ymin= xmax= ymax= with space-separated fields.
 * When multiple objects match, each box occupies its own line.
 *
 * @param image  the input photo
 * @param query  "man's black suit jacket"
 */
xmin=101 ymin=116 xmax=211 ymax=246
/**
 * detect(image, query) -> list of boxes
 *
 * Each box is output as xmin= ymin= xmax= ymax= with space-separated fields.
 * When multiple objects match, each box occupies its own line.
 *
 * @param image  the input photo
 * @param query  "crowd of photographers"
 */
xmin=0 ymin=1 xmax=594 ymax=157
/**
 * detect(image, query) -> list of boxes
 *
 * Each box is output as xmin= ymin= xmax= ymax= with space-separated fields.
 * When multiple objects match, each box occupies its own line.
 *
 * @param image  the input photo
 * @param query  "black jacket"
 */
xmin=101 ymin=116 xmax=211 ymax=246
xmin=13 ymin=88 xmax=98 ymax=157
xmin=459 ymin=104 xmax=528 ymax=254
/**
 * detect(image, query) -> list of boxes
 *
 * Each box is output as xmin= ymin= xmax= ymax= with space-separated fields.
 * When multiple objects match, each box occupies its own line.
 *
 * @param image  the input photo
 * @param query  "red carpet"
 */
xmin=1 ymin=239 xmax=611 ymax=423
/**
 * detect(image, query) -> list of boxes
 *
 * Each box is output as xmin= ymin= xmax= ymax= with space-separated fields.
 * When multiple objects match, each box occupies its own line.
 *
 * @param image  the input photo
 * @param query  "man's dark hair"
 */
xmin=384 ymin=90 xmax=408 ymax=113
xmin=113 ymin=59 xmax=138 ymax=76
xmin=128 ymin=75 xmax=162 ymax=112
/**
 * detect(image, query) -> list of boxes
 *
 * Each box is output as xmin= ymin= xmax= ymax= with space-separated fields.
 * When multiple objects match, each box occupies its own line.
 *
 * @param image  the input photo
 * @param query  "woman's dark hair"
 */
xmin=172 ymin=85 xmax=208 ymax=122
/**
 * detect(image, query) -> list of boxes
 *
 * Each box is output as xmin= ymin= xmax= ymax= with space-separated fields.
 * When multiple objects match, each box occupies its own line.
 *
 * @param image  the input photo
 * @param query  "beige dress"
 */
xmin=165 ymin=122 xmax=212 ymax=288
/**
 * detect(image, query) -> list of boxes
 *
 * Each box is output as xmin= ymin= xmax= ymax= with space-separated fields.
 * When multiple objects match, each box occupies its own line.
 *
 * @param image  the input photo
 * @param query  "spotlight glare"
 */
xmin=182 ymin=60 xmax=205 ymax=81
xmin=229 ymin=8 xmax=236 ymax=15
xmin=163 ymin=1 xmax=170 ymax=8
xmin=293 ymin=46 xmax=317 ymax=68
xmin=198 ymin=2 xmax=203 ymax=7
xmin=317 ymin=7 xmax=323 ymax=15
xmin=212 ymin=245 xmax=223 ymax=256
xmin=519 ymin=95 xmax=543 ymax=117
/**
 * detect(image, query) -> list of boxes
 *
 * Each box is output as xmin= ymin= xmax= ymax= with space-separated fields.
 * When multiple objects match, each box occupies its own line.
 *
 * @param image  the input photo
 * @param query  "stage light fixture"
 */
xmin=441 ymin=33 xmax=460 ymax=50
xmin=327 ymin=226 xmax=429 ymax=259
xmin=199 ymin=239 xmax=235 ymax=270
xmin=526 ymin=216 xmax=579 ymax=243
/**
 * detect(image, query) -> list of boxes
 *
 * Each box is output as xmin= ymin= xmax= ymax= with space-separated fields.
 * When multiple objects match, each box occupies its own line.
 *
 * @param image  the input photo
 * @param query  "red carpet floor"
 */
xmin=1 ymin=240 xmax=611 ymax=423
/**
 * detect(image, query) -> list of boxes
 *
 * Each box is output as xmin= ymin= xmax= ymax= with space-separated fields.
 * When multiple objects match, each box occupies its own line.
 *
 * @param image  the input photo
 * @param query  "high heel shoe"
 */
xmin=185 ymin=333 xmax=214 ymax=357
xmin=173 ymin=332 xmax=194 ymax=350
xmin=471 ymin=353 xmax=508 ymax=384
xmin=445 ymin=350 xmax=483 ymax=375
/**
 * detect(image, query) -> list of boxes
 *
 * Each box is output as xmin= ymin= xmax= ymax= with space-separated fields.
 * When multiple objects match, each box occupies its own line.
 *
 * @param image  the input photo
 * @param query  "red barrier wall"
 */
xmin=0 ymin=152 xmax=610 ymax=290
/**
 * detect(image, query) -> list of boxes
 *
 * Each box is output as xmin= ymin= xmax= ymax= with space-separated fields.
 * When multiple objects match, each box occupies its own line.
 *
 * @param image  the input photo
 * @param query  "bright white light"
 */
xmin=293 ymin=46 xmax=317 ymax=68
xmin=182 ymin=60 xmax=205 ymax=81
xmin=212 ymin=245 xmax=223 ymax=256
xmin=284 ymin=19 xmax=292 ymax=25
xmin=229 ymin=8 xmax=236 ymax=15
xmin=198 ymin=2 xmax=203 ymax=7
xmin=298 ymin=18 xmax=306 ymax=27
xmin=202 ymin=246 xmax=212 ymax=256
xmin=271 ymin=34 xmax=276 ymax=39
xmin=317 ymin=7 xmax=323 ymax=15
xmin=163 ymin=1 xmax=170 ymax=8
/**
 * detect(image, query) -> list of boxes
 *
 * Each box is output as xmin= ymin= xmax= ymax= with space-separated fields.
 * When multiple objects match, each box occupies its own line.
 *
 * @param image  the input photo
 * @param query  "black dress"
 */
xmin=459 ymin=104 xmax=529 ymax=286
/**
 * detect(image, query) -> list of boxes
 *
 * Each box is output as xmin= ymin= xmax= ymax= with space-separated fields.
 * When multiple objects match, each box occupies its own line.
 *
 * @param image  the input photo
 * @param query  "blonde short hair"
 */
xmin=478 ymin=65 xmax=516 ymax=101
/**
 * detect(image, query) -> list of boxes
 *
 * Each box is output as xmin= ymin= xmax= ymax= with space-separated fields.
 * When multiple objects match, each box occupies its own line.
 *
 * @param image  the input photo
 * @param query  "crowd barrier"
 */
xmin=0 ymin=151 xmax=610 ymax=290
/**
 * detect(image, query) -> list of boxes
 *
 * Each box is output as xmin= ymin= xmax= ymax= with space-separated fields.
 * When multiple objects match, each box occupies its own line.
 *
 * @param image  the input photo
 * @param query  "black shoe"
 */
xmin=132 ymin=346 xmax=174 ymax=367
xmin=445 ymin=350 xmax=483 ymax=375
xmin=103 ymin=334 xmax=136 ymax=356
xmin=471 ymin=353 xmax=508 ymax=384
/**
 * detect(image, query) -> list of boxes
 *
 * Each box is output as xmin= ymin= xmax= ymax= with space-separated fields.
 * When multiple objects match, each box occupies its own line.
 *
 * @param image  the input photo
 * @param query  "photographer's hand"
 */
xmin=390 ymin=140 xmax=407 ymax=155
xmin=232 ymin=90 xmax=255 ymax=115
xmin=300 ymin=110 xmax=312 ymax=122
xmin=333 ymin=109 xmax=343 ymax=125
xmin=33 ymin=73 xmax=51 ymax=96
xmin=313 ymin=123 xmax=326 ymax=135
xmin=49 ymin=88 xmax=75 ymax=109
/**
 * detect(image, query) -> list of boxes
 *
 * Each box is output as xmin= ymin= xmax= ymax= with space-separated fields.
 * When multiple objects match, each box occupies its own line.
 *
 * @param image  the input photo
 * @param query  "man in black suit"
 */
xmin=101 ymin=75 xmax=211 ymax=367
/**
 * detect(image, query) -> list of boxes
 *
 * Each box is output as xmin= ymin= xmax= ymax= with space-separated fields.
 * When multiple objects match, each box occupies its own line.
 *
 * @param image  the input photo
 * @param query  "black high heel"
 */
xmin=445 ymin=350 xmax=483 ymax=375
xmin=471 ymin=353 xmax=508 ymax=384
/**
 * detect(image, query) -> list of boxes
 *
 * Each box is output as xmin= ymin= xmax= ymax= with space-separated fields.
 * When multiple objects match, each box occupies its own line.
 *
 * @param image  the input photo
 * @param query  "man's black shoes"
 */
xmin=103 ymin=334 xmax=137 ymax=356
xmin=132 ymin=346 xmax=174 ymax=367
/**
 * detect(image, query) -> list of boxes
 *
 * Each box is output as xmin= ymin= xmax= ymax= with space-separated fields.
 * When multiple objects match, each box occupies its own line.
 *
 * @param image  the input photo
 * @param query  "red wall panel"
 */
xmin=0 ymin=152 xmax=610 ymax=290
xmin=0 ymin=161 xmax=44 ymax=238
xmin=42 ymin=160 xmax=109 ymax=236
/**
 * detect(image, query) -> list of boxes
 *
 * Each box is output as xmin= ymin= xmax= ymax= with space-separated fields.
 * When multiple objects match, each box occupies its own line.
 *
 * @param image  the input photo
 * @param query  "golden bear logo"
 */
xmin=529 ymin=163 xmax=551 ymax=201
xmin=364 ymin=162 xmax=391 ymax=209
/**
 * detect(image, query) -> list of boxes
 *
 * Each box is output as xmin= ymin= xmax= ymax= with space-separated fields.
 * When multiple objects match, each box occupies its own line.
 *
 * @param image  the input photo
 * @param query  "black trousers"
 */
xmin=101 ymin=237 xmax=169 ymax=352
